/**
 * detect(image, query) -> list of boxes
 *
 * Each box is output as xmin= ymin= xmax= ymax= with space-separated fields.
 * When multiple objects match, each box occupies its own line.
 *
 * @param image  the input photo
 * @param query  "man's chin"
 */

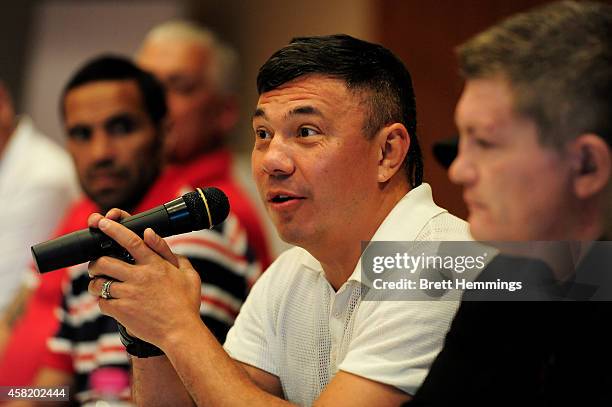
xmin=468 ymin=218 xmax=500 ymax=242
xmin=89 ymin=189 xmax=129 ymax=212
xmin=275 ymin=224 xmax=309 ymax=247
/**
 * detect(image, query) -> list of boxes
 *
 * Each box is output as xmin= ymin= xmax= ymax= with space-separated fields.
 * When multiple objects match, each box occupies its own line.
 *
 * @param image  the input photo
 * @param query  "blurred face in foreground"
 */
xmin=64 ymin=80 xmax=161 ymax=211
xmin=449 ymin=77 xmax=578 ymax=241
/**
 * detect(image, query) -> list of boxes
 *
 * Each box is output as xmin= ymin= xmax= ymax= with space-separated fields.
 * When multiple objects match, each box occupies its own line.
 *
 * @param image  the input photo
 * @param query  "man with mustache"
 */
xmin=0 ymin=56 xmax=261 ymax=404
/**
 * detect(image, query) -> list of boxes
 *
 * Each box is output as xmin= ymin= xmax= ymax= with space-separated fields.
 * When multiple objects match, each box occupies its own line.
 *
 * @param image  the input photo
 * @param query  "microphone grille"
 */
xmin=182 ymin=187 xmax=230 ymax=229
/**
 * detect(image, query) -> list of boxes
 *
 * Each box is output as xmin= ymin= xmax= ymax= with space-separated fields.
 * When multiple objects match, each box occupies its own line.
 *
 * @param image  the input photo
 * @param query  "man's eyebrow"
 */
xmin=66 ymin=123 xmax=89 ymax=131
xmin=104 ymin=112 xmax=136 ymax=122
xmin=252 ymin=105 xmax=323 ymax=121
xmin=165 ymin=71 xmax=199 ymax=82
xmin=67 ymin=112 xmax=136 ymax=129
xmin=287 ymin=106 xmax=322 ymax=118
xmin=252 ymin=108 xmax=266 ymax=120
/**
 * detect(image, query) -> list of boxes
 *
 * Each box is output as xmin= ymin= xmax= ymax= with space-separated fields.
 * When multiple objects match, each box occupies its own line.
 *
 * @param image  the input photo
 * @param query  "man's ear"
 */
xmin=570 ymin=134 xmax=611 ymax=199
xmin=376 ymin=123 xmax=410 ymax=183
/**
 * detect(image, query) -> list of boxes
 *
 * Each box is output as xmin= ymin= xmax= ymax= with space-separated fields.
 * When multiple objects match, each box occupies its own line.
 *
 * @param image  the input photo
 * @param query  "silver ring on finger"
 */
xmin=100 ymin=279 xmax=115 ymax=300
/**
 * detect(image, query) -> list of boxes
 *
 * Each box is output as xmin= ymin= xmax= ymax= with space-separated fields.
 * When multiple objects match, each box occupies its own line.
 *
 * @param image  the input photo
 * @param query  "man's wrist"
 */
xmin=117 ymin=323 xmax=165 ymax=358
xmin=158 ymin=316 xmax=209 ymax=354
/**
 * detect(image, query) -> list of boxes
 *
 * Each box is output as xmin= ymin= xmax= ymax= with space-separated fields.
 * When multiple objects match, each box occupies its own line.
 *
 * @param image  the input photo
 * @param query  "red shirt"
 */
xmin=0 ymin=151 xmax=272 ymax=386
xmin=0 ymin=169 xmax=203 ymax=385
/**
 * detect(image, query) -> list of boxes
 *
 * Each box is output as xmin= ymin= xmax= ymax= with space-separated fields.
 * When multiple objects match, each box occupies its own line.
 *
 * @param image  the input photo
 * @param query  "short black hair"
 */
xmin=61 ymin=55 xmax=167 ymax=127
xmin=257 ymin=34 xmax=423 ymax=188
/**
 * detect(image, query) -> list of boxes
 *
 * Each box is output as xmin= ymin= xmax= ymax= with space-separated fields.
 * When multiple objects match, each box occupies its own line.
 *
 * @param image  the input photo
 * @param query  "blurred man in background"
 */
xmin=137 ymin=20 xmax=273 ymax=268
xmin=0 ymin=56 xmax=261 ymax=405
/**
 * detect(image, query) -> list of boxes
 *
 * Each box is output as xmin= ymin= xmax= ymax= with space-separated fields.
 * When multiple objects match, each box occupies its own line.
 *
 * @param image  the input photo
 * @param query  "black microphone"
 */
xmin=31 ymin=187 xmax=230 ymax=273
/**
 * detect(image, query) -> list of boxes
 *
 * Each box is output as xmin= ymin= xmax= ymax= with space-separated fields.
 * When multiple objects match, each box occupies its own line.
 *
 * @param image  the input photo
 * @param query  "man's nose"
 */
xmin=259 ymin=137 xmax=295 ymax=177
xmin=90 ymin=131 xmax=115 ymax=161
xmin=448 ymin=149 xmax=477 ymax=186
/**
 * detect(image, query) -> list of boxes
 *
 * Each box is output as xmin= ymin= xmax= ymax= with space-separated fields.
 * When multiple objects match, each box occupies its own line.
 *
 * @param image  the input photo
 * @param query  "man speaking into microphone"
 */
xmin=88 ymin=35 xmax=470 ymax=406
xmin=0 ymin=56 xmax=261 ymax=404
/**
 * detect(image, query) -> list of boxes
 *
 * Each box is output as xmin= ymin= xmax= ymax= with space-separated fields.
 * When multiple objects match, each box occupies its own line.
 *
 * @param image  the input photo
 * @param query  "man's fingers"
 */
xmin=105 ymin=208 xmax=132 ymax=221
xmin=144 ymin=228 xmax=179 ymax=268
xmin=97 ymin=218 xmax=155 ymax=263
xmin=87 ymin=212 xmax=104 ymax=228
xmin=88 ymin=277 xmax=125 ymax=300
xmin=177 ymin=255 xmax=194 ymax=270
xmin=87 ymin=209 xmax=132 ymax=229
xmin=88 ymin=255 xmax=133 ymax=280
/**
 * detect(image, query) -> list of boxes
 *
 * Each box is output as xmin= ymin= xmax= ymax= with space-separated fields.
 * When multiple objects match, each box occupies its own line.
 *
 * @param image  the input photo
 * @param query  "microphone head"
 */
xmin=183 ymin=187 xmax=230 ymax=229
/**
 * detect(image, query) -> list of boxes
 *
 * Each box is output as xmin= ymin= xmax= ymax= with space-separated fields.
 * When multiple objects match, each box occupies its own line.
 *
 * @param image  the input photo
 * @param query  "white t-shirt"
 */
xmin=0 ymin=117 xmax=79 ymax=312
xmin=224 ymin=184 xmax=471 ymax=405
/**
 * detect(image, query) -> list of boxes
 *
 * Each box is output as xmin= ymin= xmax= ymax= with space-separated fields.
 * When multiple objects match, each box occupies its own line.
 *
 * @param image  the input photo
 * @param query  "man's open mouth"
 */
xmin=269 ymin=194 xmax=305 ymax=204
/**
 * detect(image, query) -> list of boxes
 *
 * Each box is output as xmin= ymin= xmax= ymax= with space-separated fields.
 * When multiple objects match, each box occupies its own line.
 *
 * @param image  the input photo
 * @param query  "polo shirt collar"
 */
xmin=351 ymin=183 xmax=446 ymax=286
xmin=298 ymin=183 xmax=446 ymax=286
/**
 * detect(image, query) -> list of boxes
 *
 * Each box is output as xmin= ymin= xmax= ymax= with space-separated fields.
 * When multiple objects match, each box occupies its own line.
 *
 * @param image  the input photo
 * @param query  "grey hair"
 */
xmin=140 ymin=20 xmax=239 ymax=94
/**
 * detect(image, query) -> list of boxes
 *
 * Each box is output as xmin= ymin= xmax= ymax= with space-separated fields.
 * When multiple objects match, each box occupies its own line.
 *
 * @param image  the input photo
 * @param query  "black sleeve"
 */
xmin=406 ymin=255 xmax=556 ymax=407
xmin=407 ymin=301 xmax=549 ymax=407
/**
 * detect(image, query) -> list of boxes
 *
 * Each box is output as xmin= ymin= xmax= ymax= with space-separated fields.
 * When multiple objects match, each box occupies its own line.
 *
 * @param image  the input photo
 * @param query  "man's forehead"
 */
xmin=455 ymin=78 xmax=517 ymax=128
xmin=64 ymin=80 xmax=145 ymax=121
xmin=138 ymin=38 xmax=211 ymax=76
xmin=67 ymin=80 xmax=141 ymax=102
xmin=253 ymin=74 xmax=358 ymax=119
xmin=260 ymin=74 xmax=348 ymax=95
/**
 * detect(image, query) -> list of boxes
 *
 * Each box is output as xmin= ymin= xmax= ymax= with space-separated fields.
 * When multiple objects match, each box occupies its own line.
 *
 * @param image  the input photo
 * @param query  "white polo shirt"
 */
xmin=224 ymin=184 xmax=470 ymax=405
